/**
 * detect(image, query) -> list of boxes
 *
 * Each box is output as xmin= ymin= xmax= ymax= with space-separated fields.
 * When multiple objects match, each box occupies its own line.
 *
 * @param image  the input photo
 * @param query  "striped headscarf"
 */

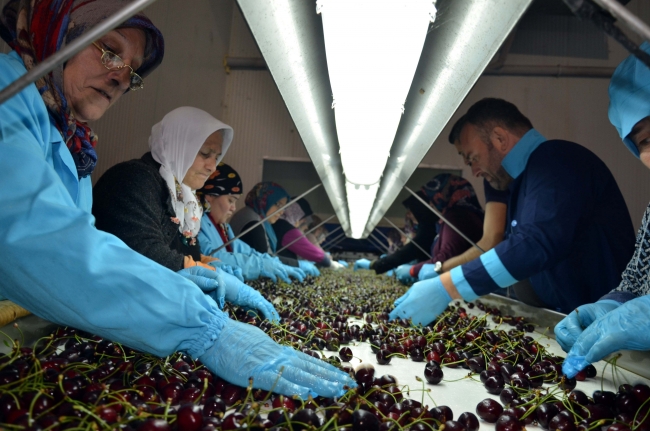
xmin=0 ymin=0 xmax=164 ymax=178
xmin=245 ymin=182 xmax=290 ymax=252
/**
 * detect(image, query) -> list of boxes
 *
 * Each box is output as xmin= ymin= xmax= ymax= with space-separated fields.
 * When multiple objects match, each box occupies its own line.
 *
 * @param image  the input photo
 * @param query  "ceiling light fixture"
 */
xmin=318 ymin=0 xmax=436 ymax=238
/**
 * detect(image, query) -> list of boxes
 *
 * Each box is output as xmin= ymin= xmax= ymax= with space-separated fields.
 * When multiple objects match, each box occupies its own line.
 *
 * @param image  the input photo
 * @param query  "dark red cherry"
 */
xmin=424 ymin=361 xmax=444 ymax=385
xmin=352 ymin=409 xmax=380 ymax=431
xmin=137 ymin=419 xmax=172 ymax=431
xmin=496 ymin=414 xmax=523 ymax=431
xmin=476 ymin=398 xmax=503 ymax=423
xmin=176 ymin=404 xmax=203 ymax=431
xmin=458 ymin=412 xmax=480 ymax=431
xmin=339 ymin=347 xmax=353 ymax=362
xmin=376 ymin=349 xmax=392 ymax=365
xmin=536 ymin=403 xmax=560 ymax=429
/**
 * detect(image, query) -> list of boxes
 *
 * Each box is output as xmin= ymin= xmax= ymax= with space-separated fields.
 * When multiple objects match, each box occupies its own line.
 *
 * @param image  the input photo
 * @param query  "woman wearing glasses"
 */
xmin=0 ymin=0 xmax=353 ymax=400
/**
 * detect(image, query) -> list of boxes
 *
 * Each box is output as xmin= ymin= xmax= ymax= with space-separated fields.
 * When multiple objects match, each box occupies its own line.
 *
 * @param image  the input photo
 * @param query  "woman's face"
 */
xmin=266 ymin=197 xmax=288 ymax=224
xmin=183 ymin=131 xmax=223 ymax=190
xmin=205 ymin=194 xmax=239 ymax=224
xmin=63 ymin=28 xmax=146 ymax=123
xmin=629 ymin=116 xmax=650 ymax=169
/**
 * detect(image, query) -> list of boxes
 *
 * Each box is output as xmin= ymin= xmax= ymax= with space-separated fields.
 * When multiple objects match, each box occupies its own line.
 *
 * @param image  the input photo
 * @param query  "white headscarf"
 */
xmin=149 ymin=107 xmax=234 ymax=240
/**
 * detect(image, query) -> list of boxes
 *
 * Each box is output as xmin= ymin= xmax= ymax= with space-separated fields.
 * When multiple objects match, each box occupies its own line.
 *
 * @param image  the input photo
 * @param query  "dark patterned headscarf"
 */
xmin=197 ymin=163 xmax=243 ymax=200
xmin=421 ymin=173 xmax=483 ymax=217
xmin=245 ymin=182 xmax=290 ymax=252
xmin=0 ymin=0 xmax=164 ymax=178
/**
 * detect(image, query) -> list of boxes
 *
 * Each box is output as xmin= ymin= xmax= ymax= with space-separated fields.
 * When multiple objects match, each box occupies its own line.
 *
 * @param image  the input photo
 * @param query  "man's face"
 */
xmin=629 ymin=116 xmax=650 ymax=169
xmin=455 ymin=123 xmax=513 ymax=190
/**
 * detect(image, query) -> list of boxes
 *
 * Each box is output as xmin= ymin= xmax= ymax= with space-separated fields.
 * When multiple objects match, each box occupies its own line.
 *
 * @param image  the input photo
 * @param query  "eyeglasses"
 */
xmin=92 ymin=42 xmax=144 ymax=91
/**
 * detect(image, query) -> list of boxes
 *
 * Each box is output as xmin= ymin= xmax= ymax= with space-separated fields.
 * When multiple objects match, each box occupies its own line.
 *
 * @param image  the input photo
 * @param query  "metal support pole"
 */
xmin=323 ymin=232 xmax=346 ymax=251
xmin=215 ymin=184 xmax=322 ymax=253
xmin=591 ymin=0 xmax=650 ymax=42
xmin=273 ymin=215 xmax=335 ymax=256
xmin=0 ymin=0 xmax=159 ymax=106
xmin=404 ymin=186 xmax=485 ymax=254
xmin=373 ymin=228 xmax=394 ymax=250
xmin=367 ymin=235 xmax=388 ymax=254
xmin=383 ymin=217 xmax=433 ymax=260
xmin=324 ymin=234 xmax=347 ymax=252
xmin=369 ymin=233 xmax=390 ymax=253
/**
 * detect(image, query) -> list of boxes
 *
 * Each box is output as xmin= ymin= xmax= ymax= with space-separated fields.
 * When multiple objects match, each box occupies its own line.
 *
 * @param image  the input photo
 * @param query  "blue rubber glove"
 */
xmin=338 ymin=260 xmax=349 ymax=268
xmin=259 ymin=259 xmax=280 ymax=283
xmin=208 ymin=261 xmax=245 ymax=283
xmin=389 ymin=277 xmax=452 ymax=326
xmin=418 ymin=264 xmax=440 ymax=281
xmin=298 ymin=260 xmax=320 ymax=277
xmin=554 ymin=300 xmax=621 ymax=352
xmin=385 ymin=269 xmax=395 ymax=277
xmin=283 ymin=264 xmax=305 ymax=282
xmin=176 ymin=267 xmax=220 ymax=291
xmin=353 ymin=259 xmax=371 ymax=271
xmin=211 ymin=269 xmax=280 ymax=322
xmin=199 ymin=316 xmax=357 ymax=398
xmin=562 ymin=296 xmax=650 ymax=378
xmin=395 ymin=264 xmax=416 ymax=284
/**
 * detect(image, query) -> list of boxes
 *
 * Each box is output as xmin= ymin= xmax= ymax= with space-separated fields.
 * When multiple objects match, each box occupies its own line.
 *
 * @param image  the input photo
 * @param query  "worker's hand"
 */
xmin=184 ymin=255 xmax=216 ymax=271
xmin=199 ymin=316 xmax=357 ymax=399
xmin=418 ymin=264 xmax=440 ymax=281
xmin=209 ymin=261 xmax=245 ymax=283
xmin=176 ymin=266 xmax=220 ymax=291
xmin=213 ymin=269 xmax=280 ymax=322
xmin=298 ymin=261 xmax=320 ymax=277
xmin=353 ymin=259 xmax=371 ymax=271
xmin=385 ymin=269 xmax=395 ymax=277
xmin=337 ymin=260 xmax=349 ymax=268
xmin=554 ymin=300 xmax=621 ymax=352
xmin=389 ymin=277 xmax=452 ymax=326
xmin=330 ymin=261 xmax=345 ymax=270
xmin=283 ymin=264 xmax=305 ymax=282
xmin=395 ymin=264 xmax=416 ymax=284
xmin=562 ymin=296 xmax=650 ymax=378
xmin=259 ymin=259 xmax=280 ymax=283
xmin=201 ymin=254 xmax=219 ymax=264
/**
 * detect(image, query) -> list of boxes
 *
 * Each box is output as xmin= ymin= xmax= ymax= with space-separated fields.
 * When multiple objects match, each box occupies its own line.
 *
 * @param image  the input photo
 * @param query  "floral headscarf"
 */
xmin=197 ymin=163 xmax=242 ymax=202
xmin=421 ymin=173 xmax=483 ymax=217
xmin=149 ymin=107 xmax=234 ymax=245
xmin=281 ymin=202 xmax=306 ymax=227
xmin=0 ymin=0 xmax=164 ymax=178
xmin=245 ymin=182 xmax=290 ymax=252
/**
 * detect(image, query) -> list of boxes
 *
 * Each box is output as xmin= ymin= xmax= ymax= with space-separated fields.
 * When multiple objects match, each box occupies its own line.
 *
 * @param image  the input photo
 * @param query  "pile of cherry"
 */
xmin=0 ymin=270 xmax=647 ymax=430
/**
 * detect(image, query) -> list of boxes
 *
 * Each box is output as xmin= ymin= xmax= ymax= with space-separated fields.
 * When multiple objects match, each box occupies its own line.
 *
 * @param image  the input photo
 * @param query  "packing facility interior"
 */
xmin=3 ymin=0 xmax=649 ymax=254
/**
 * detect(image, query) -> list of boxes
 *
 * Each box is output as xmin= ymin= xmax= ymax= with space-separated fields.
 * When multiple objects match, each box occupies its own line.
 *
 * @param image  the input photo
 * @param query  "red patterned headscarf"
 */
xmin=0 ymin=0 xmax=164 ymax=178
xmin=421 ymin=173 xmax=483 ymax=217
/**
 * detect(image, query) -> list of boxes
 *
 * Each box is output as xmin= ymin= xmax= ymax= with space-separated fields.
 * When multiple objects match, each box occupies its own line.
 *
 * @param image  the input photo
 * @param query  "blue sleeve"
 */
xmin=0 ymin=54 xmax=222 ymax=359
xmin=457 ymin=146 xmax=593 ymax=297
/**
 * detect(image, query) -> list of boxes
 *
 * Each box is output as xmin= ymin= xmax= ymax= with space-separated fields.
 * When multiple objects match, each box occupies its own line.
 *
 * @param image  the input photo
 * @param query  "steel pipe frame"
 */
xmin=215 ymin=184 xmax=321 ymax=253
xmin=0 ymin=0 xmax=159 ymax=106
xmin=404 ymin=186 xmax=484 ymax=254
xmin=272 ymin=214 xmax=335 ymax=256
xmin=382 ymin=217 xmax=433 ymax=260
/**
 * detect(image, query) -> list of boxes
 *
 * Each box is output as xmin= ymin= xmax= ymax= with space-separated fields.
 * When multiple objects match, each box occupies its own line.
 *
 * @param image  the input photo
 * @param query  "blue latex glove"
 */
xmin=554 ymin=300 xmax=621 ymax=352
xmin=176 ymin=267 xmax=220 ymax=291
xmin=283 ymin=264 xmax=305 ymax=282
xmin=353 ymin=259 xmax=371 ymax=271
xmin=210 ymin=261 xmax=245 ymax=283
xmin=199 ymin=316 xmax=357 ymax=398
xmin=259 ymin=259 xmax=280 ymax=283
xmin=298 ymin=260 xmax=320 ymax=277
xmin=418 ymin=264 xmax=440 ymax=281
xmin=395 ymin=264 xmax=416 ymax=285
xmin=389 ymin=277 xmax=452 ymax=326
xmin=338 ymin=260 xmax=349 ymax=268
xmin=562 ymin=296 xmax=650 ymax=378
xmin=211 ymin=269 xmax=279 ymax=322
xmin=385 ymin=269 xmax=395 ymax=277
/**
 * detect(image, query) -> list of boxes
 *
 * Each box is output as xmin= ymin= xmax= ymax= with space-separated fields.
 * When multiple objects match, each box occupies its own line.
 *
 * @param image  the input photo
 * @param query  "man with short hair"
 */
xmin=390 ymin=98 xmax=635 ymax=325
